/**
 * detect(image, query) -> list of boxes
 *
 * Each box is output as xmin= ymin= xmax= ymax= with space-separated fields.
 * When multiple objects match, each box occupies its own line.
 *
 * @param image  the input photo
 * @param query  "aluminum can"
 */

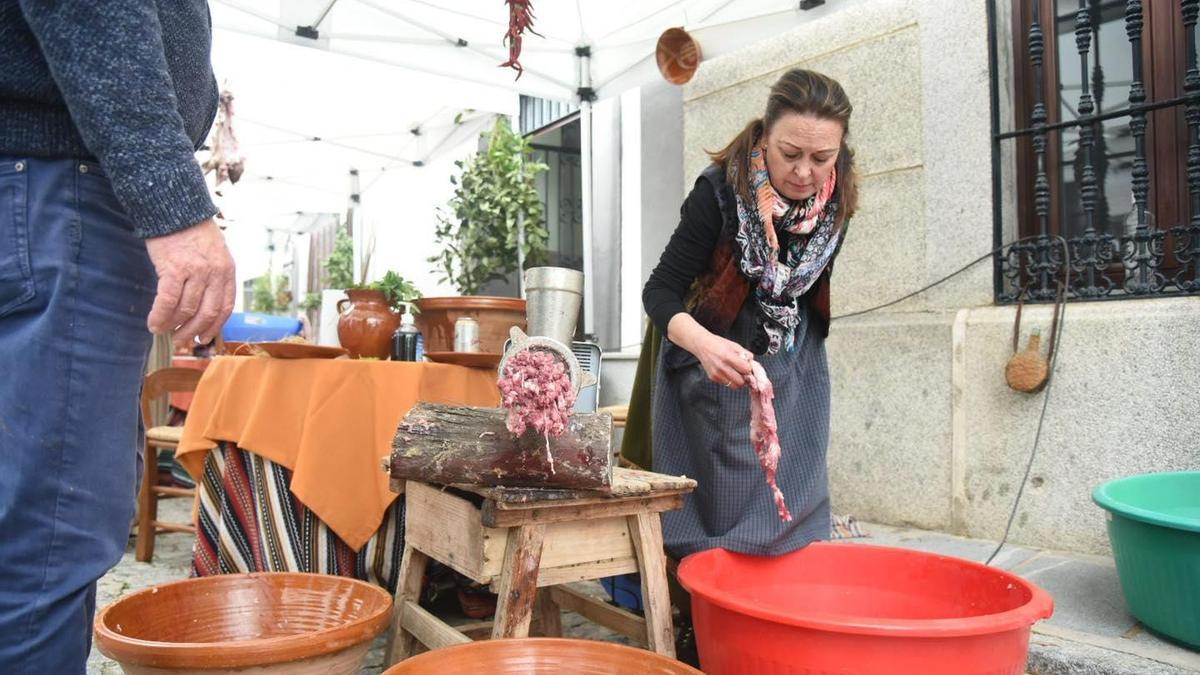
xmin=454 ymin=316 xmax=481 ymax=352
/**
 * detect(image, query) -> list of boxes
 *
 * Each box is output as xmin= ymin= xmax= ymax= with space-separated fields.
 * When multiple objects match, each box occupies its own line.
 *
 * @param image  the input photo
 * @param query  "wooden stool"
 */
xmin=383 ymin=468 xmax=695 ymax=665
xmin=136 ymin=367 xmax=203 ymax=562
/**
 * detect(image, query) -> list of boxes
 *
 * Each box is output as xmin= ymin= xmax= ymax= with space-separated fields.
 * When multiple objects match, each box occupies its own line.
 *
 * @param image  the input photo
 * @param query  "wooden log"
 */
xmin=390 ymin=403 xmax=613 ymax=491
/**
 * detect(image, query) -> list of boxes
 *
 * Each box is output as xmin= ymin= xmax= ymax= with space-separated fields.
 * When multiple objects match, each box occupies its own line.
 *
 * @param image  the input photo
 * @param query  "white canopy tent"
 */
xmin=205 ymin=24 xmax=517 ymax=305
xmin=206 ymin=0 xmax=815 ymax=325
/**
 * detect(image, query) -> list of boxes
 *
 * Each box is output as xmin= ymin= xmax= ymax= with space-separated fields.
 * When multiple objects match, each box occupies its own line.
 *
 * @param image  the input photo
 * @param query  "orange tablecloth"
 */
xmin=177 ymin=357 xmax=500 ymax=550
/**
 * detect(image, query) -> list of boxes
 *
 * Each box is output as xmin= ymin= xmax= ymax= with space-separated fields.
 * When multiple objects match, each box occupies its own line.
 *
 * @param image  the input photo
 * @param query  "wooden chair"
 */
xmin=135 ymin=367 xmax=203 ymax=562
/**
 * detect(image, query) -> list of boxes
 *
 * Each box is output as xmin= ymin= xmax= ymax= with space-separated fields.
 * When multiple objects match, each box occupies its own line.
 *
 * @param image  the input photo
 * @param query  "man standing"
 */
xmin=0 ymin=2 xmax=236 ymax=671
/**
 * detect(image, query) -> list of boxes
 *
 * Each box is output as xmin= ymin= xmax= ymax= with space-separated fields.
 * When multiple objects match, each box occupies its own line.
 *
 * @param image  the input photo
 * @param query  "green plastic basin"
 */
xmin=1092 ymin=471 xmax=1200 ymax=649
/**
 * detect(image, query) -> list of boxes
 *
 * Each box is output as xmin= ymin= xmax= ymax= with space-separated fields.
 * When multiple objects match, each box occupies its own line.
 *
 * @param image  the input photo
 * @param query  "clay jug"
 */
xmin=336 ymin=289 xmax=401 ymax=359
xmin=1005 ymin=330 xmax=1049 ymax=393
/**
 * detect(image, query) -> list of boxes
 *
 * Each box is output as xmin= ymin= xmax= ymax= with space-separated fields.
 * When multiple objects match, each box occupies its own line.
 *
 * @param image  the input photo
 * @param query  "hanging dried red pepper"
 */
xmin=500 ymin=0 xmax=542 ymax=79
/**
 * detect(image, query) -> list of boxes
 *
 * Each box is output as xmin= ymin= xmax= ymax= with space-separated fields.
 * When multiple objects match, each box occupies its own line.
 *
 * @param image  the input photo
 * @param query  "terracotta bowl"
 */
xmin=656 ymin=27 xmax=702 ymax=85
xmin=382 ymin=638 xmax=702 ymax=674
xmin=94 ymin=573 xmax=393 ymax=675
xmin=413 ymin=296 xmax=526 ymax=355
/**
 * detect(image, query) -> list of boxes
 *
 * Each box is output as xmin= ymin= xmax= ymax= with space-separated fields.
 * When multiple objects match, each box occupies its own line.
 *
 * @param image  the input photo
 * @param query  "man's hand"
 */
xmin=144 ymin=218 xmax=236 ymax=348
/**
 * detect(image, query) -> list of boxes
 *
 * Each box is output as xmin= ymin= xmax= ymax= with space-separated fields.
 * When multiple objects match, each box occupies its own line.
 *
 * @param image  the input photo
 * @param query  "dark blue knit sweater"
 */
xmin=1 ymin=0 xmax=219 ymax=238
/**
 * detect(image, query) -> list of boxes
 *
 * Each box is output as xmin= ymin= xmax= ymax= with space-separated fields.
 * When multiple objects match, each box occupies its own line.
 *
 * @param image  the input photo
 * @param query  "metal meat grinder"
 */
xmin=497 ymin=267 xmax=597 ymax=400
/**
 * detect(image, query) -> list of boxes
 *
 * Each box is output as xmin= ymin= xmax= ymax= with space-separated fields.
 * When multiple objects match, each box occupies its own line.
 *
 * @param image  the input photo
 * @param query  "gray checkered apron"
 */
xmin=651 ymin=295 xmax=831 ymax=560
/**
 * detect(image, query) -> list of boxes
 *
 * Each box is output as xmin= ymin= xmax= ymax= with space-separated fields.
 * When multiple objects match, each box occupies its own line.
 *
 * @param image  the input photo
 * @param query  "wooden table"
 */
xmin=384 ymin=468 xmax=696 ymax=664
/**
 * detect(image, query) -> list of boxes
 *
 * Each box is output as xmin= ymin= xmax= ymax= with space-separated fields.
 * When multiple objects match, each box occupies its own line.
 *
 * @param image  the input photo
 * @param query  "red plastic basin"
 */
xmin=678 ymin=543 xmax=1053 ymax=675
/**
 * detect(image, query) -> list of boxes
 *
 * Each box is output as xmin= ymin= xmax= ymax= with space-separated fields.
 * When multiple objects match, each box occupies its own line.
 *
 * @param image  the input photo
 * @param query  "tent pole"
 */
xmin=517 ymin=208 xmax=526 ymax=299
xmin=576 ymin=42 xmax=595 ymax=338
xmin=348 ymin=168 xmax=362 ymax=283
xmin=516 ymin=113 xmax=526 ymax=299
xmin=580 ymin=100 xmax=594 ymax=337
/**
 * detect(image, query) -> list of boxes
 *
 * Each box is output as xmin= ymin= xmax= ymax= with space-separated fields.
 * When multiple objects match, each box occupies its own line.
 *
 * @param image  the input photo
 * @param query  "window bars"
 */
xmin=990 ymin=0 xmax=1200 ymax=302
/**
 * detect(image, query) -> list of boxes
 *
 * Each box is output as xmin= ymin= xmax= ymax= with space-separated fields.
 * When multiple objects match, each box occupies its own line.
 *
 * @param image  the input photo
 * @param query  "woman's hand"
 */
xmin=667 ymin=313 xmax=756 ymax=389
xmin=695 ymin=333 xmax=756 ymax=389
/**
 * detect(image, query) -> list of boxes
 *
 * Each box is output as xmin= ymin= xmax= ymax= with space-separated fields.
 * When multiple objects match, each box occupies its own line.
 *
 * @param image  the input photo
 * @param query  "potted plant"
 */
xmin=420 ymin=116 xmax=548 ymax=355
xmin=297 ymin=227 xmax=356 ymax=344
xmin=337 ymin=271 xmax=423 ymax=359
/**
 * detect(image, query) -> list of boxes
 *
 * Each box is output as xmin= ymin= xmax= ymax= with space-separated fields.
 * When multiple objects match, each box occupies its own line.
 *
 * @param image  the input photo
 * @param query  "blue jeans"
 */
xmin=0 ymin=157 xmax=156 ymax=672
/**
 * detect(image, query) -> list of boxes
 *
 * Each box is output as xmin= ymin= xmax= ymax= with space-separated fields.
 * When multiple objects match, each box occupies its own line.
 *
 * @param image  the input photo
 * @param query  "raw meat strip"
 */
xmin=745 ymin=361 xmax=792 ymax=522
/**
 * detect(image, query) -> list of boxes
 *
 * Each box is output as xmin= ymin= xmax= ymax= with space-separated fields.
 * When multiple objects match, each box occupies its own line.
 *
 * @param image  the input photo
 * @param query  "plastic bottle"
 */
xmin=391 ymin=314 xmax=420 ymax=361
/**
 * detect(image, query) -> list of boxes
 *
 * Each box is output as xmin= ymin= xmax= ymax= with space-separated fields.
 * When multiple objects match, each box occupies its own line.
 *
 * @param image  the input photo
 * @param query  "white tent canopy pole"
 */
xmin=348 ymin=168 xmax=363 ymax=284
xmin=575 ymin=43 xmax=596 ymax=336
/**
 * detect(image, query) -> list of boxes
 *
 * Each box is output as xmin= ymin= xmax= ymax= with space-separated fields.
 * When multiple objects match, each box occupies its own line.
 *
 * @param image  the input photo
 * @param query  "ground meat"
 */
xmin=498 ymin=349 xmax=576 ymax=472
xmin=746 ymin=361 xmax=792 ymax=522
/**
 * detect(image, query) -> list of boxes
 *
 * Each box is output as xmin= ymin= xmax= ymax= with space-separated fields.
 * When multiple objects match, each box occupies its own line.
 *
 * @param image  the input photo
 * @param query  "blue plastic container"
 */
xmin=601 ymin=573 xmax=644 ymax=612
xmin=221 ymin=312 xmax=303 ymax=342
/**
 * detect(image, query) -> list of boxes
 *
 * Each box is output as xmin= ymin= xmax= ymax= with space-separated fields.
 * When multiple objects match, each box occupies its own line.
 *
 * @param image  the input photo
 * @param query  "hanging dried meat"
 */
xmin=202 ymin=90 xmax=245 ymax=194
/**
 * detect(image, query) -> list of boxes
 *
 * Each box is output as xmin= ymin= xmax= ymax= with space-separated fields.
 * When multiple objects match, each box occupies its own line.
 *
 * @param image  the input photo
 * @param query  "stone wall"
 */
xmin=679 ymin=0 xmax=1200 ymax=555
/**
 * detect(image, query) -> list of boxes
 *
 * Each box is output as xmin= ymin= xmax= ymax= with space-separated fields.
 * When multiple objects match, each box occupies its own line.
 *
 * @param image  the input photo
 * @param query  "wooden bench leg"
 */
xmin=135 ymin=443 xmax=159 ymax=562
xmin=628 ymin=512 xmax=675 ymax=658
xmin=491 ymin=524 xmax=546 ymax=639
xmin=385 ymin=545 xmax=429 ymax=664
xmin=533 ymin=587 xmax=562 ymax=637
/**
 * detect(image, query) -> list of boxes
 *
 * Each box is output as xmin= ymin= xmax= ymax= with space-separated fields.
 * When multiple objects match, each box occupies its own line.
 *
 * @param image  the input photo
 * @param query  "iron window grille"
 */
xmin=989 ymin=0 xmax=1200 ymax=302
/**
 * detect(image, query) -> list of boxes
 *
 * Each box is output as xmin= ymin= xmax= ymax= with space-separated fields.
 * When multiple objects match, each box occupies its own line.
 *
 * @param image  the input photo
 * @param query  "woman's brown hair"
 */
xmin=708 ymin=68 xmax=858 ymax=222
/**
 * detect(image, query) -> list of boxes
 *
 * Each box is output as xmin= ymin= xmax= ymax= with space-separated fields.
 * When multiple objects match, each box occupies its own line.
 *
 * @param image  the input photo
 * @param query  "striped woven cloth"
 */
xmin=830 ymin=513 xmax=865 ymax=540
xmin=191 ymin=442 xmax=405 ymax=593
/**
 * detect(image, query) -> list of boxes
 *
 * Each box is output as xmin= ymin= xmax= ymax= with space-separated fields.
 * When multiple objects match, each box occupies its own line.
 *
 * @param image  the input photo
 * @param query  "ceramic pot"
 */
xmin=382 ymin=637 xmax=702 ymax=674
xmin=93 ymin=572 xmax=393 ymax=675
xmin=656 ymin=27 xmax=702 ymax=85
xmin=337 ymin=289 xmax=401 ymax=359
xmin=413 ymin=296 xmax=527 ymax=355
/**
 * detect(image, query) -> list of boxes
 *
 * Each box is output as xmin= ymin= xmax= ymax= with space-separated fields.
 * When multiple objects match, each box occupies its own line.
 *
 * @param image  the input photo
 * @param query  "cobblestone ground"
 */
xmin=89 ymin=499 xmax=636 ymax=674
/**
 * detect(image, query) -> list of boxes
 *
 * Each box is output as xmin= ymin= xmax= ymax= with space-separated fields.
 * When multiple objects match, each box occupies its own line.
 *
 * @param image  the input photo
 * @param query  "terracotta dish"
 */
xmin=94 ymin=572 xmax=392 ymax=674
xmin=253 ymin=342 xmax=348 ymax=359
xmin=413 ymin=296 xmax=526 ymax=354
xmin=382 ymin=638 xmax=702 ymax=674
xmin=423 ymin=351 xmax=503 ymax=369
xmin=656 ymin=27 xmax=702 ymax=85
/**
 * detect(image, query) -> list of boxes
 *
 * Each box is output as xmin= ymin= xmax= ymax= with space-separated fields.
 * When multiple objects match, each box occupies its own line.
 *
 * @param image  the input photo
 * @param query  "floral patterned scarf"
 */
xmin=734 ymin=146 xmax=843 ymax=353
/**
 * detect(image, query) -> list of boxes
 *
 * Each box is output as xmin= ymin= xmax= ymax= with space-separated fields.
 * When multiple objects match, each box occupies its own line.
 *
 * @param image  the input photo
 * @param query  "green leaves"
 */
xmin=324 ymin=229 xmax=355 ymax=290
xmin=251 ymin=274 xmax=292 ymax=315
xmin=367 ymin=270 xmax=423 ymax=312
xmin=429 ymin=116 xmax=549 ymax=295
xmin=300 ymin=291 xmax=323 ymax=312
